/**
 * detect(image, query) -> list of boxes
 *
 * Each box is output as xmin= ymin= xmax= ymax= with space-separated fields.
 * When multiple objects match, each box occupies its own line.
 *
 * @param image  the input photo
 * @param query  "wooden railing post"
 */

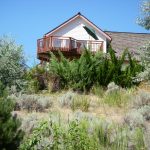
xmin=37 ymin=39 xmax=39 ymax=53
xmin=37 ymin=36 xmax=104 ymax=61
xmin=100 ymin=42 xmax=103 ymax=51
xmin=43 ymin=36 xmax=45 ymax=52
xmin=69 ymin=37 xmax=72 ymax=51
xmin=50 ymin=36 xmax=53 ymax=49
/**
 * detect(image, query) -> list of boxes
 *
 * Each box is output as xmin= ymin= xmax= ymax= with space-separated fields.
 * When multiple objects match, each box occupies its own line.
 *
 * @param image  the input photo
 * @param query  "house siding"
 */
xmin=48 ymin=17 xmax=107 ymax=52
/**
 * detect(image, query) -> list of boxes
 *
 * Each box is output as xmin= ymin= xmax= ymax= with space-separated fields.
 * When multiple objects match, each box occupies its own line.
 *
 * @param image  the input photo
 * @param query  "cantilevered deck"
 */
xmin=37 ymin=36 xmax=103 ymax=61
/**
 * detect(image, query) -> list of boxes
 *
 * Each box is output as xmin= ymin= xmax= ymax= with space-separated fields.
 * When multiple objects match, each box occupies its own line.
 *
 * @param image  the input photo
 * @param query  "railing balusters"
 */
xmin=37 ymin=36 xmax=104 ymax=56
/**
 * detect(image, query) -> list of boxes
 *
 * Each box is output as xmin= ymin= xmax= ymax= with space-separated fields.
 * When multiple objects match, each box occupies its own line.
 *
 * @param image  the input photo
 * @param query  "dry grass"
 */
xmin=12 ymin=86 xmax=150 ymax=149
xmin=14 ymin=90 xmax=133 ymax=125
xmin=138 ymin=81 xmax=150 ymax=92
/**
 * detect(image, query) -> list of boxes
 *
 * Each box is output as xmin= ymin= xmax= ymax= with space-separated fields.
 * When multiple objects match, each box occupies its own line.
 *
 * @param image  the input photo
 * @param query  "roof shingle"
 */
xmin=105 ymin=31 xmax=150 ymax=55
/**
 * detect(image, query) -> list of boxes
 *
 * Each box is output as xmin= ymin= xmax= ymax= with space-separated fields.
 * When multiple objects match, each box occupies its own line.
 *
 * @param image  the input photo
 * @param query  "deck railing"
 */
xmin=37 ymin=36 xmax=103 ymax=54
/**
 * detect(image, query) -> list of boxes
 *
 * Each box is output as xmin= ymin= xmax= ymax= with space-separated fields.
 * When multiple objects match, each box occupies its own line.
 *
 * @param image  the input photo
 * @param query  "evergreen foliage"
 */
xmin=0 ymin=83 xmax=24 ymax=150
xmin=48 ymin=47 xmax=142 ymax=91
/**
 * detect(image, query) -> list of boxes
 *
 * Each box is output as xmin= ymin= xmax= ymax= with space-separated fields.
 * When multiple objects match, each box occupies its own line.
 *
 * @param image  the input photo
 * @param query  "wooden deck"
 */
xmin=37 ymin=36 xmax=103 ymax=61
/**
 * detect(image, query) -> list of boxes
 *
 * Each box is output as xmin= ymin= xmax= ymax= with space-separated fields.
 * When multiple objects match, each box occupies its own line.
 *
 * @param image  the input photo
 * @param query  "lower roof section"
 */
xmin=105 ymin=31 xmax=150 ymax=56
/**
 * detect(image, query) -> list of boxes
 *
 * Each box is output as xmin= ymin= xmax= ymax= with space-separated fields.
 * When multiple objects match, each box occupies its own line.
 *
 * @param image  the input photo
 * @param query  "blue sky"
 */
xmin=0 ymin=0 xmax=149 ymax=66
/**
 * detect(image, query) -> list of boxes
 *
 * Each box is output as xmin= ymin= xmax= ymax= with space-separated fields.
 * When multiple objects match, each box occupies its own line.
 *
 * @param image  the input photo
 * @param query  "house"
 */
xmin=37 ymin=12 xmax=150 ymax=61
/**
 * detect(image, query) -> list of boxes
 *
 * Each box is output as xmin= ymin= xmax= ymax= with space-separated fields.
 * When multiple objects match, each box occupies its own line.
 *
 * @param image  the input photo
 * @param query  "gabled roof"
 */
xmin=45 ymin=12 xmax=111 ymax=41
xmin=105 ymin=31 xmax=150 ymax=55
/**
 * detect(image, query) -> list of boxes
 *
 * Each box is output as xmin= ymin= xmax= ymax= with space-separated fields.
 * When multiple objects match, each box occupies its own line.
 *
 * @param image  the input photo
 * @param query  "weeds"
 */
xmin=91 ymin=84 xmax=105 ymax=98
xmin=20 ymin=116 xmax=146 ymax=150
xmin=71 ymin=95 xmax=90 ymax=112
xmin=104 ymin=90 xmax=129 ymax=107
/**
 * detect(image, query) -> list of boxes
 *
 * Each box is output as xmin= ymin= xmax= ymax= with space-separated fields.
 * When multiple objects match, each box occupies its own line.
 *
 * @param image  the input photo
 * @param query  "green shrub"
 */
xmin=20 ymin=121 xmax=50 ymax=150
xmin=0 ymin=36 xmax=26 ymax=90
xmin=20 ymin=119 xmax=98 ymax=150
xmin=24 ymin=66 xmax=47 ymax=93
xmin=20 ymin=116 xmax=146 ymax=150
xmin=48 ymin=47 xmax=142 ymax=92
xmin=0 ymin=81 xmax=8 ymax=97
xmin=0 ymin=86 xmax=24 ymax=150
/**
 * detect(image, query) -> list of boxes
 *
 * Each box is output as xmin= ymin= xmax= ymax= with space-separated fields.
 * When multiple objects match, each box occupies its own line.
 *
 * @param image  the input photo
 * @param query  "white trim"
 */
xmin=45 ymin=14 xmax=111 ymax=41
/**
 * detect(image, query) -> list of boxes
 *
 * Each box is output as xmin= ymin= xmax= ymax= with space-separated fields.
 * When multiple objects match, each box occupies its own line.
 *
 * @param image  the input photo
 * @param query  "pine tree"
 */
xmin=0 ymin=83 xmax=24 ymax=150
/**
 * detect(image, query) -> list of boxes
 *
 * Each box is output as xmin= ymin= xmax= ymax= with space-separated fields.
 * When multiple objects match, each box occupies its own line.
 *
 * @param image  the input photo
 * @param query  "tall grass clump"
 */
xmin=103 ymin=82 xmax=130 ymax=107
xmin=59 ymin=91 xmax=90 ymax=112
xmin=91 ymin=84 xmax=105 ymax=98
xmin=71 ymin=95 xmax=90 ymax=112
xmin=48 ymin=47 xmax=142 ymax=92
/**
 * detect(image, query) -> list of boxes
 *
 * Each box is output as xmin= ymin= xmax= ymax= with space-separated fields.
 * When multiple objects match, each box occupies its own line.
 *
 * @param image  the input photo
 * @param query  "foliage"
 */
xmin=20 ymin=119 xmax=98 ymax=150
xmin=0 ymin=81 xmax=8 ymax=97
xmin=12 ymin=94 xmax=53 ymax=112
xmin=48 ymin=47 xmax=142 ymax=92
xmin=137 ymin=0 xmax=150 ymax=30
xmin=20 ymin=121 xmax=50 ymax=150
xmin=0 ymin=84 xmax=24 ymax=150
xmin=20 ymin=116 xmax=146 ymax=150
xmin=135 ymin=42 xmax=150 ymax=82
xmin=24 ymin=65 xmax=47 ymax=93
xmin=0 ymin=36 xmax=26 ymax=90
